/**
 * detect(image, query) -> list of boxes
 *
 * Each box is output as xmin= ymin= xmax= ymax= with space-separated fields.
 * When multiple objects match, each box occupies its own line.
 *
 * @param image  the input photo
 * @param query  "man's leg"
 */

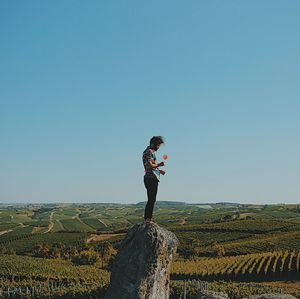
xmin=144 ymin=178 xmax=158 ymax=219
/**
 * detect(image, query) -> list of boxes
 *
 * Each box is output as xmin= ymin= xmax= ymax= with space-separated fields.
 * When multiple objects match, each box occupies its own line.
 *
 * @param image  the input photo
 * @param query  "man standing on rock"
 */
xmin=142 ymin=136 xmax=166 ymax=222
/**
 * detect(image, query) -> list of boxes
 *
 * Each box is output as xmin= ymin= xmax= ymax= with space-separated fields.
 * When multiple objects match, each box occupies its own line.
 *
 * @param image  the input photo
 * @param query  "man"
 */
xmin=142 ymin=136 xmax=166 ymax=222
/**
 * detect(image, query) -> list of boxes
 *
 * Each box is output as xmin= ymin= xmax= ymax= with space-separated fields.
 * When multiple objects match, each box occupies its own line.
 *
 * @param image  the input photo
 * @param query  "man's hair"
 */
xmin=150 ymin=136 xmax=165 ymax=146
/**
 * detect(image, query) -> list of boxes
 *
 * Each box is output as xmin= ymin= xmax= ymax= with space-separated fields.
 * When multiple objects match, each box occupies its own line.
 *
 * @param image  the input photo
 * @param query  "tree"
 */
xmin=96 ymin=241 xmax=114 ymax=268
xmin=33 ymin=243 xmax=51 ymax=258
xmin=210 ymin=241 xmax=225 ymax=257
xmin=192 ymin=238 xmax=201 ymax=257
xmin=64 ymin=245 xmax=78 ymax=260
xmin=71 ymin=249 xmax=100 ymax=265
xmin=177 ymin=245 xmax=195 ymax=259
xmin=49 ymin=242 xmax=65 ymax=259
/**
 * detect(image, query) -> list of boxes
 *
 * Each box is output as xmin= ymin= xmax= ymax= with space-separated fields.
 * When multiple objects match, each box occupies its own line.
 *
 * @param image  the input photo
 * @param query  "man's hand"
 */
xmin=149 ymin=160 xmax=165 ymax=169
xmin=159 ymin=170 xmax=166 ymax=175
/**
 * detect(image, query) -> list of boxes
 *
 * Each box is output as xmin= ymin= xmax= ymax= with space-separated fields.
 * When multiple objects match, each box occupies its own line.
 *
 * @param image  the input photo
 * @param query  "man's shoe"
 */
xmin=144 ymin=218 xmax=153 ymax=223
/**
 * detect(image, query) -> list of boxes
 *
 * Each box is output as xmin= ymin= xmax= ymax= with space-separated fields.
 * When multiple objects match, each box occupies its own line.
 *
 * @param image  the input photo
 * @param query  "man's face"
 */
xmin=153 ymin=143 xmax=161 ymax=151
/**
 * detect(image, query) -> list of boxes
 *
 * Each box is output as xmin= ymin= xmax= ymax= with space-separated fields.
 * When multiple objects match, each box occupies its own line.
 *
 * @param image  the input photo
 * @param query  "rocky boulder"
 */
xmin=104 ymin=221 xmax=179 ymax=299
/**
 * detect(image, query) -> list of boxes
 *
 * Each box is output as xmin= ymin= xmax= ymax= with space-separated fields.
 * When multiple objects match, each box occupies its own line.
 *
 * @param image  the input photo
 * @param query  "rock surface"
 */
xmin=104 ymin=221 xmax=179 ymax=299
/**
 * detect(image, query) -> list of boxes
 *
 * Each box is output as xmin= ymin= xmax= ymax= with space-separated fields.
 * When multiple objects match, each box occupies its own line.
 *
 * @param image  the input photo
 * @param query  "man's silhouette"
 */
xmin=142 ymin=136 xmax=166 ymax=222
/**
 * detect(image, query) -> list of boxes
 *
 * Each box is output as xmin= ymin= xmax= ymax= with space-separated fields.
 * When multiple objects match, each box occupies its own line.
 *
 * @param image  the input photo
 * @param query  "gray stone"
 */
xmin=104 ymin=221 xmax=179 ymax=299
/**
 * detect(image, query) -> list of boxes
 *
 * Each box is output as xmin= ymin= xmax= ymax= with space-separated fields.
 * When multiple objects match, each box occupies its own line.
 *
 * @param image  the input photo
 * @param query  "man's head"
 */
xmin=150 ymin=136 xmax=165 ymax=151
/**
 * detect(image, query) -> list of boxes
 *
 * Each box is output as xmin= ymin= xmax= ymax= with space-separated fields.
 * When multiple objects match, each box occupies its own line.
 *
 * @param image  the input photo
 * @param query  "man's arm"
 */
xmin=144 ymin=150 xmax=164 ymax=170
xmin=149 ymin=160 xmax=164 ymax=169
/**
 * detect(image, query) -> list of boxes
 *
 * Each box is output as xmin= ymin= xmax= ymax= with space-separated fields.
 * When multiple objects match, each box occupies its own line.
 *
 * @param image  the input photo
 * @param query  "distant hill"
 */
xmin=136 ymin=201 xmax=187 ymax=207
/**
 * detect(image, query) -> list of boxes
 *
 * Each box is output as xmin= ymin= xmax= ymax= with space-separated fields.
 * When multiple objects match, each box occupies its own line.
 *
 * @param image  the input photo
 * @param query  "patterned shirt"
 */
xmin=142 ymin=146 xmax=160 ymax=181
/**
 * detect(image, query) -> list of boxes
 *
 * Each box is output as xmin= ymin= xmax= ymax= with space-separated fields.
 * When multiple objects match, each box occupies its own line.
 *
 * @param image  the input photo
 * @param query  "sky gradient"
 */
xmin=1 ymin=1 xmax=300 ymax=204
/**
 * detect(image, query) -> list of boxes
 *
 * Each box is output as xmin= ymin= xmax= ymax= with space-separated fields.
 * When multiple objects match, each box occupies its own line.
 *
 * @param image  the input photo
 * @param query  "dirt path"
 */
xmin=86 ymin=233 xmax=125 ymax=244
xmin=19 ymin=222 xmax=29 ymax=228
xmin=0 ymin=229 xmax=13 ymax=236
xmin=72 ymin=208 xmax=85 ymax=224
xmin=0 ymin=222 xmax=30 ymax=235
xmin=97 ymin=218 xmax=108 ymax=227
xmin=56 ymin=219 xmax=64 ymax=230
xmin=43 ymin=211 xmax=55 ymax=233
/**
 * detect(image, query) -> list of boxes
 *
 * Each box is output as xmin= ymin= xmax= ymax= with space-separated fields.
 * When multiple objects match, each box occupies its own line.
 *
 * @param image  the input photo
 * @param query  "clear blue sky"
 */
xmin=1 ymin=1 xmax=300 ymax=204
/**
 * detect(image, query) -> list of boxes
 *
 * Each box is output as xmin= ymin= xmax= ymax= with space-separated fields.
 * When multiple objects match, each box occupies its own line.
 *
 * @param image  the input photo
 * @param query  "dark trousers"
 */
xmin=144 ymin=177 xmax=159 ymax=219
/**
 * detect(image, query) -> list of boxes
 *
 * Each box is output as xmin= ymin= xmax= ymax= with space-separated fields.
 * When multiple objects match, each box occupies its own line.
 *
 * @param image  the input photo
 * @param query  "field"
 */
xmin=171 ymin=251 xmax=300 ymax=281
xmin=0 ymin=202 xmax=299 ymax=298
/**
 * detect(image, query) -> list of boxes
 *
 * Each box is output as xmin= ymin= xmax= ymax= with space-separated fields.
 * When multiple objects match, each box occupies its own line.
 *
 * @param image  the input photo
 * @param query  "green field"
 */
xmin=171 ymin=250 xmax=300 ymax=280
xmin=0 ymin=202 xmax=299 ymax=298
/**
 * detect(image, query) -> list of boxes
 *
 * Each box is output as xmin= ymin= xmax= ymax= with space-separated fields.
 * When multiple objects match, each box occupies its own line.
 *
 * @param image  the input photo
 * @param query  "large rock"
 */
xmin=104 ymin=221 xmax=179 ymax=299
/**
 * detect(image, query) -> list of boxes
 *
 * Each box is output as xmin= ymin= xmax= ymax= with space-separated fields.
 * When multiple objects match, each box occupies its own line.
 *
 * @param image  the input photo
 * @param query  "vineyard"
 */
xmin=0 ymin=232 xmax=87 ymax=254
xmin=221 ymin=231 xmax=300 ymax=255
xmin=170 ymin=219 xmax=300 ymax=234
xmin=60 ymin=219 xmax=95 ymax=232
xmin=0 ymin=254 xmax=110 ymax=284
xmin=0 ymin=254 xmax=110 ymax=298
xmin=169 ymin=280 xmax=300 ymax=299
xmin=1 ymin=202 xmax=300 ymax=298
xmin=171 ymin=250 xmax=300 ymax=281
